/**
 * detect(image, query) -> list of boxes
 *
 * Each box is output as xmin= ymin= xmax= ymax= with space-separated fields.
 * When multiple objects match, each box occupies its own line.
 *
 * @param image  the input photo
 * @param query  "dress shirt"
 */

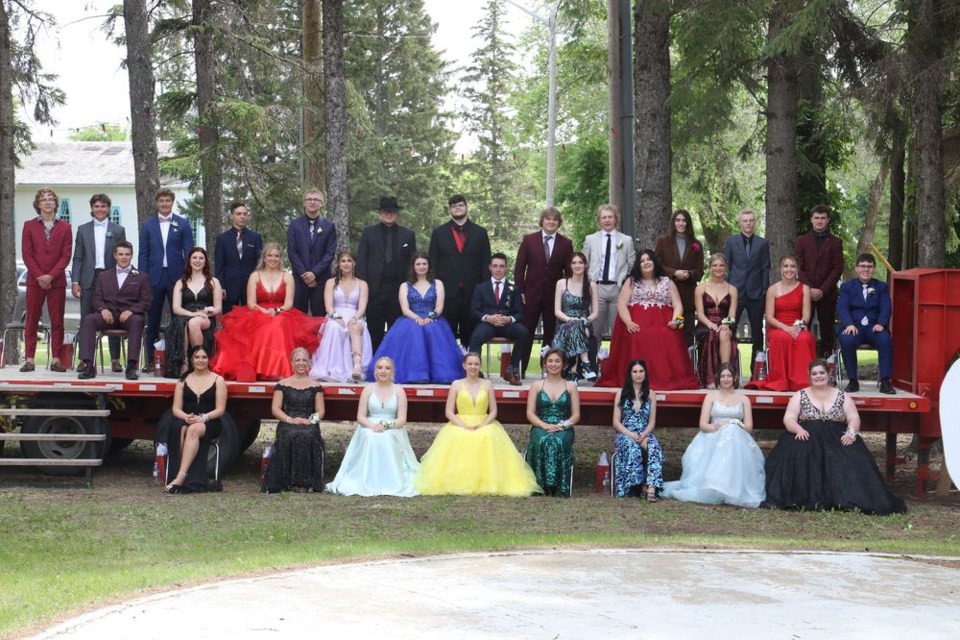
xmin=158 ymin=215 xmax=172 ymax=267
xmin=116 ymin=265 xmax=132 ymax=289
xmin=94 ymin=220 xmax=108 ymax=269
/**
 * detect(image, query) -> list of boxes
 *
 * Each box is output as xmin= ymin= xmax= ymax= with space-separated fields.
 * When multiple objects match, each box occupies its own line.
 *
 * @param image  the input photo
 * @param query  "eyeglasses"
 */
xmin=304 ymin=197 xmax=323 ymax=202
xmin=856 ymin=264 xmax=875 ymax=269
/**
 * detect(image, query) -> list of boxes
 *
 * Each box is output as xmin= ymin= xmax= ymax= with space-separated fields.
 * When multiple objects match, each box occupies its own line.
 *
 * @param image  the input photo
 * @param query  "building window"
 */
xmin=110 ymin=206 xmax=121 ymax=225
xmin=57 ymin=198 xmax=71 ymax=223
xmin=192 ymin=218 xmax=201 ymax=240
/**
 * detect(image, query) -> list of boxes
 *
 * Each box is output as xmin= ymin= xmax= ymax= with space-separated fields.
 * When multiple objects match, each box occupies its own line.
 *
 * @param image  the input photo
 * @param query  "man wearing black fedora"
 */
xmin=357 ymin=196 xmax=417 ymax=351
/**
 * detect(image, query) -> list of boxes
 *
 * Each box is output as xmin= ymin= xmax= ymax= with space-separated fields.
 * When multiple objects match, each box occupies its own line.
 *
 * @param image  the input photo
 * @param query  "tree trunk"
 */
xmin=0 ymin=1 xmax=17 ymax=362
xmin=323 ymin=0 xmax=348 ymax=250
xmin=194 ymin=0 xmax=223 ymax=254
xmin=847 ymin=159 xmax=889 ymax=280
xmin=796 ymin=49 xmax=827 ymax=223
xmin=302 ymin=0 xmax=324 ymax=192
xmin=123 ymin=0 xmax=161 ymax=225
xmin=764 ymin=3 xmax=799 ymax=279
xmin=632 ymin=0 xmax=672 ymax=249
xmin=888 ymin=116 xmax=906 ymax=270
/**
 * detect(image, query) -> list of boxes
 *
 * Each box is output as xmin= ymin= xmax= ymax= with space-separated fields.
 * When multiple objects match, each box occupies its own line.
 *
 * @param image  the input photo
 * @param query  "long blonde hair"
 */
xmin=258 ymin=242 xmax=285 ymax=271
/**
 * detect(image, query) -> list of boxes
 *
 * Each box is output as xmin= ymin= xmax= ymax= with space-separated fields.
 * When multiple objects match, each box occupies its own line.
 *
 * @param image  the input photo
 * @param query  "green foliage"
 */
xmin=68 ymin=124 xmax=129 ymax=142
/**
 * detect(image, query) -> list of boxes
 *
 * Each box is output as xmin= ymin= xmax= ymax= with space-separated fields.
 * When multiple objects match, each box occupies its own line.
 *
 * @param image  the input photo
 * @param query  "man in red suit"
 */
xmin=794 ymin=204 xmax=845 ymax=357
xmin=514 ymin=206 xmax=573 ymax=376
xmin=77 ymin=241 xmax=152 ymax=380
xmin=20 ymin=188 xmax=73 ymax=372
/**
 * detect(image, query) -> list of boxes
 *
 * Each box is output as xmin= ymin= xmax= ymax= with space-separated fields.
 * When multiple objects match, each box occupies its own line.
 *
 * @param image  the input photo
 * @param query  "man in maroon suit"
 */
xmin=77 ymin=241 xmax=153 ymax=380
xmin=794 ymin=204 xmax=845 ymax=357
xmin=21 ymin=188 xmax=73 ymax=372
xmin=514 ymin=206 xmax=573 ymax=376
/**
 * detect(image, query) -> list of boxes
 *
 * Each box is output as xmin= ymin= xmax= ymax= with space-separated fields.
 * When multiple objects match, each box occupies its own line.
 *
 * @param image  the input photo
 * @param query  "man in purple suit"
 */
xmin=77 ymin=241 xmax=153 ymax=380
xmin=287 ymin=188 xmax=337 ymax=316
xmin=794 ymin=204 xmax=844 ymax=357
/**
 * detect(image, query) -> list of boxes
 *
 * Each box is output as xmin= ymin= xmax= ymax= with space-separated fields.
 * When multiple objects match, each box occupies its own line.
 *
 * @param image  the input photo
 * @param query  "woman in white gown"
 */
xmin=662 ymin=363 xmax=765 ymax=507
xmin=326 ymin=356 xmax=420 ymax=496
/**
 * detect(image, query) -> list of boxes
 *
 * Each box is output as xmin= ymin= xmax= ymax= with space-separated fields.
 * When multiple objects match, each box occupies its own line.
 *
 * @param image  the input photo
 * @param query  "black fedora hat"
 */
xmin=377 ymin=196 xmax=403 ymax=212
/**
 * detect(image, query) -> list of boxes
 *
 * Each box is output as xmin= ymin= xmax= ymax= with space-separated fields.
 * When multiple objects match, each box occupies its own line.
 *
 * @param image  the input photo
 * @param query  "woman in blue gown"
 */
xmin=524 ymin=348 xmax=579 ymax=496
xmin=327 ymin=357 xmax=420 ymax=497
xmin=367 ymin=252 xmax=463 ymax=384
xmin=612 ymin=359 xmax=665 ymax=500
xmin=662 ymin=364 xmax=765 ymax=507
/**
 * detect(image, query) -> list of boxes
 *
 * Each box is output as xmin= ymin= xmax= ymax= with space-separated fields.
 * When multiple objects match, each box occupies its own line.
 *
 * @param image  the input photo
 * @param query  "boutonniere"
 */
xmin=105 ymin=231 xmax=114 ymax=239
xmin=692 ymin=241 xmax=702 ymax=252
xmin=130 ymin=269 xmax=139 ymax=276
xmin=402 ymin=243 xmax=409 ymax=248
xmin=245 ymin=243 xmax=255 ymax=248
xmin=506 ymin=284 xmax=514 ymax=294
xmin=866 ymin=287 xmax=876 ymax=296
xmin=616 ymin=241 xmax=623 ymax=250
xmin=315 ymin=225 xmax=323 ymax=235
xmin=170 ymin=220 xmax=180 ymax=230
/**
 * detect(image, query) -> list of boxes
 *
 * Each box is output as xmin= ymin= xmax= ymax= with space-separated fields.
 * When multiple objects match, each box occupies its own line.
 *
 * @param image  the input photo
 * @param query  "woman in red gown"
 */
xmin=597 ymin=250 xmax=699 ymax=390
xmin=746 ymin=255 xmax=815 ymax=391
xmin=212 ymin=243 xmax=325 ymax=381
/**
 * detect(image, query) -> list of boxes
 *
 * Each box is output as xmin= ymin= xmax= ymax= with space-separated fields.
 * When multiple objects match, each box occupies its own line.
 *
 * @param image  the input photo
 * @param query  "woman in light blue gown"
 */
xmin=327 ymin=356 xmax=420 ymax=496
xmin=662 ymin=364 xmax=765 ymax=507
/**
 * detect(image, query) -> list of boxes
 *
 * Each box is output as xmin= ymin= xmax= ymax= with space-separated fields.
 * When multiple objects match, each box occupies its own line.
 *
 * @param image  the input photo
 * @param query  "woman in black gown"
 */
xmin=764 ymin=358 xmax=906 ymax=514
xmin=166 ymin=247 xmax=222 ymax=378
xmin=165 ymin=345 xmax=228 ymax=493
xmin=263 ymin=347 xmax=327 ymax=493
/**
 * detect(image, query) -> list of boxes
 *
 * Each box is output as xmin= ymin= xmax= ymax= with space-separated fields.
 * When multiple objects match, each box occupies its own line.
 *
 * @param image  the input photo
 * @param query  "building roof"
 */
xmin=16 ymin=141 xmax=176 ymax=186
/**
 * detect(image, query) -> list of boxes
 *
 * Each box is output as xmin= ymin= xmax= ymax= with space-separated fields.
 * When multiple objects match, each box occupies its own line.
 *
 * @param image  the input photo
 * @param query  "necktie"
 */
xmin=494 ymin=281 xmax=501 ymax=305
xmin=745 ymin=235 xmax=752 ymax=259
xmin=544 ymin=235 xmax=552 ymax=261
xmin=236 ymin=231 xmax=243 ymax=259
xmin=384 ymin=226 xmax=393 ymax=264
xmin=862 ymin=283 xmax=869 ymax=301
xmin=309 ymin=219 xmax=316 ymax=245
xmin=602 ymin=234 xmax=612 ymax=281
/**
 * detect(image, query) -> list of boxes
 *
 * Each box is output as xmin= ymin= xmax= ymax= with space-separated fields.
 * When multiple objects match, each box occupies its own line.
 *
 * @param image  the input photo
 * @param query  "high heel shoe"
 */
xmin=351 ymin=351 xmax=363 ymax=383
xmin=165 ymin=473 xmax=188 ymax=494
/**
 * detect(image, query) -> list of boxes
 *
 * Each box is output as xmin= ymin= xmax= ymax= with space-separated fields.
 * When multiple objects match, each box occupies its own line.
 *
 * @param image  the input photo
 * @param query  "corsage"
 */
xmin=672 ymin=315 xmax=685 ymax=330
xmin=379 ymin=420 xmax=394 ymax=430
xmin=309 ymin=413 xmax=320 ymax=425
xmin=721 ymin=317 xmax=737 ymax=326
xmin=427 ymin=311 xmax=438 ymax=320
xmin=792 ymin=319 xmax=806 ymax=330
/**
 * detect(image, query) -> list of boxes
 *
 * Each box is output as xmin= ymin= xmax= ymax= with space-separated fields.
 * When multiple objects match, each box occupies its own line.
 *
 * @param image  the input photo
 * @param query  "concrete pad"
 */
xmin=31 ymin=549 xmax=960 ymax=639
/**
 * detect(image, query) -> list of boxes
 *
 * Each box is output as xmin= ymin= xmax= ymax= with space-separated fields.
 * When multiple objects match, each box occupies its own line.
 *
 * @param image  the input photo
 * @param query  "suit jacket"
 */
xmin=356 ymin=223 xmax=417 ymax=293
xmin=582 ymin=229 xmax=635 ymax=285
xmin=287 ymin=215 xmax=337 ymax=281
xmin=514 ymin=231 xmax=573 ymax=304
xmin=836 ymin=278 xmax=891 ymax=330
xmin=93 ymin=268 xmax=153 ymax=316
xmin=722 ymin=232 xmax=770 ymax=300
xmin=22 ymin=217 xmax=72 ymax=288
xmin=428 ymin=219 xmax=491 ymax=300
xmin=654 ymin=234 xmax=704 ymax=312
xmin=71 ymin=220 xmax=127 ymax=290
xmin=470 ymin=278 xmax=523 ymax=324
xmin=794 ymin=231 xmax=844 ymax=298
xmin=138 ymin=214 xmax=195 ymax=284
xmin=214 ymin=227 xmax=263 ymax=303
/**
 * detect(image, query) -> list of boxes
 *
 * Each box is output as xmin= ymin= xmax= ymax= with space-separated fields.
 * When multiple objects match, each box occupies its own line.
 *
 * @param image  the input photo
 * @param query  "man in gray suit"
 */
xmin=722 ymin=208 xmax=770 ymax=364
xmin=582 ymin=204 xmax=636 ymax=341
xmin=71 ymin=194 xmax=127 ymax=371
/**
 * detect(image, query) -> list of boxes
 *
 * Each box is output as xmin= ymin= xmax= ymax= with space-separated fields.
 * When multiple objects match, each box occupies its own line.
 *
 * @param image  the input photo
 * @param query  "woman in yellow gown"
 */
xmin=416 ymin=352 xmax=542 ymax=496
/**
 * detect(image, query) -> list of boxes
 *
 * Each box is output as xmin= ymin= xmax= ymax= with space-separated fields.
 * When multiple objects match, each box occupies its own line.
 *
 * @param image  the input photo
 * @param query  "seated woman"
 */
xmin=551 ymin=252 xmax=599 ymax=381
xmin=327 ymin=356 xmax=420 ymax=497
xmin=612 ymin=359 xmax=665 ymax=500
xmin=524 ymin=348 xmax=579 ymax=497
xmin=366 ymin=252 xmax=462 ymax=384
xmin=763 ymin=358 xmax=906 ymax=514
xmin=212 ymin=243 xmax=325 ymax=381
xmin=310 ymin=250 xmax=373 ymax=383
xmin=694 ymin=253 xmax=739 ymax=388
xmin=746 ymin=255 xmax=816 ymax=391
xmin=416 ymin=352 xmax=541 ymax=497
xmin=597 ymin=249 xmax=699 ymax=390
xmin=662 ymin=364 xmax=765 ymax=507
xmin=164 ymin=345 xmax=227 ymax=494
xmin=262 ymin=348 xmax=326 ymax=493
xmin=165 ymin=248 xmax=222 ymax=378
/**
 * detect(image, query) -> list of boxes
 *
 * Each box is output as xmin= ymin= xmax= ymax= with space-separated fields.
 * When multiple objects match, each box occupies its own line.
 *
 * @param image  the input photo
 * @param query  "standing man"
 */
xmin=469 ymin=253 xmax=529 ymax=386
xmin=582 ymin=204 xmax=635 ymax=342
xmin=72 ymin=193 xmax=127 ymax=372
xmin=794 ymin=204 xmax=844 ymax=357
xmin=20 ymin=188 xmax=72 ymax=372
xmin=288 ymin=188 xmax=337 ymax=316
xmin=514 ymin=205 xmax=572 ymax=375
xmin=357 ymin=196 xmax=417 ymax=351
xmin=836 ymin=253 xmax=896 ymax=394
xmin=428 ymin=194 xmax=491 ymax=347
xmin=214 ymin=201 xmax=262 ymax=314
xmin=723 ymin=208 xmax=771 ymax=365
xmin=139 ymin=188 xmax=194 ymax=370
xmin=76 ymin=241 xmax=152 ymax=380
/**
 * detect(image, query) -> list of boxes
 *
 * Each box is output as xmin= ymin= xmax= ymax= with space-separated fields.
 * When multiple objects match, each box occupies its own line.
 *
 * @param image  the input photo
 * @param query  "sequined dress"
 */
xmin=165 ymin=286 xmax=216 ymax=378
xmin=262 ymin=384 xmax=326 ymax=493
xmin=524 ymin=388 xmax=575 ymax=497
xmin=551 ymin=283 xmax=591 ymax=358
xmin=612 ymin=396 xmax=664 ymax=497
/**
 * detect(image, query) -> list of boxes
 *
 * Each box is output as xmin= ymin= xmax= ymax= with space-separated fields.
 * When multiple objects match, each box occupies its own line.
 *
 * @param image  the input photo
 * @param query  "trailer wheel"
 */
xmin=155 ymin=410 xmax=240 ymax=477
xmin=20 ymin=415 xmax=109 ymax=476
xmin=238 ymin=419 xmax=261 ymax=453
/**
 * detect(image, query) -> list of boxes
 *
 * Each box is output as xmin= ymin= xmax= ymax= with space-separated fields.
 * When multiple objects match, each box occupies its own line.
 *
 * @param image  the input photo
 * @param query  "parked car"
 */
xmin=14 ymin=261 xmax=82 ymax=334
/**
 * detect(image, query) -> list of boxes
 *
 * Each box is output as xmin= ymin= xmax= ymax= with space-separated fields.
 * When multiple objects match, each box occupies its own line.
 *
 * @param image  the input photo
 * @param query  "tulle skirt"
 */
xmin=327 ymin=426 xmax=420 ymax=497
xmin=213 ymin=308 xmax=325 ymax=381
xmin=368 ymin=317 xmax=463 ymax=384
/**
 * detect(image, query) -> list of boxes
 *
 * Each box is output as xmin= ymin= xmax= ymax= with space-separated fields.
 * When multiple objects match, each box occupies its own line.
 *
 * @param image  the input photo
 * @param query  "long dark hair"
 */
xmin=629 ymin=249 xmax=665 ymax=282
xmin=407 ymin=251 xmax=434 ymax=284
xmin=620 ymin=359 xmax=650 ymax=406
xmin=181 ymin=247 xmax=214 ymax=293
xmin=568 ymin=251 xmax=592 ymax=314
xmin=333 ymin=249 xmax=357 ymax=287
xmin=181 ymin=344 xmax=211 ymax=382
xmin=668 ymin=209 xmax=696 ymax=242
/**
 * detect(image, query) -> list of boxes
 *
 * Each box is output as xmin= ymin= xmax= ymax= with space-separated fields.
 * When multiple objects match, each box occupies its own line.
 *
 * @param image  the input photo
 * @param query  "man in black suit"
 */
xmin=214 ymin=201 xmax=263 ymax=314
xmin=357 ymin=196 xmax=417 ymax=351
xmin=469 ymin=253 xmax=528 ymax=386
xmin=722 ymin=208 xmax=771 ymax=364
xmin=428 ymin=194 xmax=491 ymax=347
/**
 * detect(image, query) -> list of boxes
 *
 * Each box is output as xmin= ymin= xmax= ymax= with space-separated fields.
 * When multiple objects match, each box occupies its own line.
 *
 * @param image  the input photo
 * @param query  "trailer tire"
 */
xmin=238 ymin=419 xmax=261 ymax=453
xmin=155 ymin=410 xmax=240 ymax=477
xmin=21 ymin=415 xmax=109 ymax=476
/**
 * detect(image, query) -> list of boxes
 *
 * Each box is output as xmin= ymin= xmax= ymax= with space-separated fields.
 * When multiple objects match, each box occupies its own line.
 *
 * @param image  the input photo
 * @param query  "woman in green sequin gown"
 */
xmin=525 ymin=349 xmax=580 ymax=496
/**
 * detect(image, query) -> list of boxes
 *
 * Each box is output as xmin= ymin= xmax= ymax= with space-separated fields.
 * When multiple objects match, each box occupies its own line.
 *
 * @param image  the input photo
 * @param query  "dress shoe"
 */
xmin=844 ymin=379 xmax=859 ymax=393
xmin=49 ymin=362 xmax=66 ymax=373
xmin=142 ymin=360 xmax=154 ymax=374
xmin=19 ymin=361 xmax=35 ymax=373
xmin=503 ymin=371 xmax=522 ymax=386
xmin=581 ymin=362 xmax=598 ymax=381
xmin=78 ymin=365 xmax=97 ymax=380
xmin=879 ymin=378 xmax=896 ymax=395
xmin=125 ymin=365 xmax=139 ymax=381
xmin=111 ymin=360 xmax=124 ymax=373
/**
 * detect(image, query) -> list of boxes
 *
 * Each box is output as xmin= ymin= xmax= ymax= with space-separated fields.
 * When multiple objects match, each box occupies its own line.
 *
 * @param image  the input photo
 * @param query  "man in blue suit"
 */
xmin=722 ymin=208 xmax=771 ymax=365
xmin=214 ymin=201 xmax=263 ymax=314
xmin=287 ymin=189 xmax=337 ymax=316
xmin=836 ymin=253 xmax=895 ymax=394
xmin=139 ymin=188 xmax=194 ymax=370
xmin=468 ymin=253 xmax=529 ymax=386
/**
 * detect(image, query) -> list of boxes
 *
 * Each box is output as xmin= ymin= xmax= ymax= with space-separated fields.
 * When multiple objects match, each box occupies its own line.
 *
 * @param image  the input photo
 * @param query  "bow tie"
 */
xmin=117 ymin=266 xmax=132 ymax=274
xmin=94 ymin=220 xmax=108 ymax=227
xmin=159 ymin=216 xmax=172 ymax=224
